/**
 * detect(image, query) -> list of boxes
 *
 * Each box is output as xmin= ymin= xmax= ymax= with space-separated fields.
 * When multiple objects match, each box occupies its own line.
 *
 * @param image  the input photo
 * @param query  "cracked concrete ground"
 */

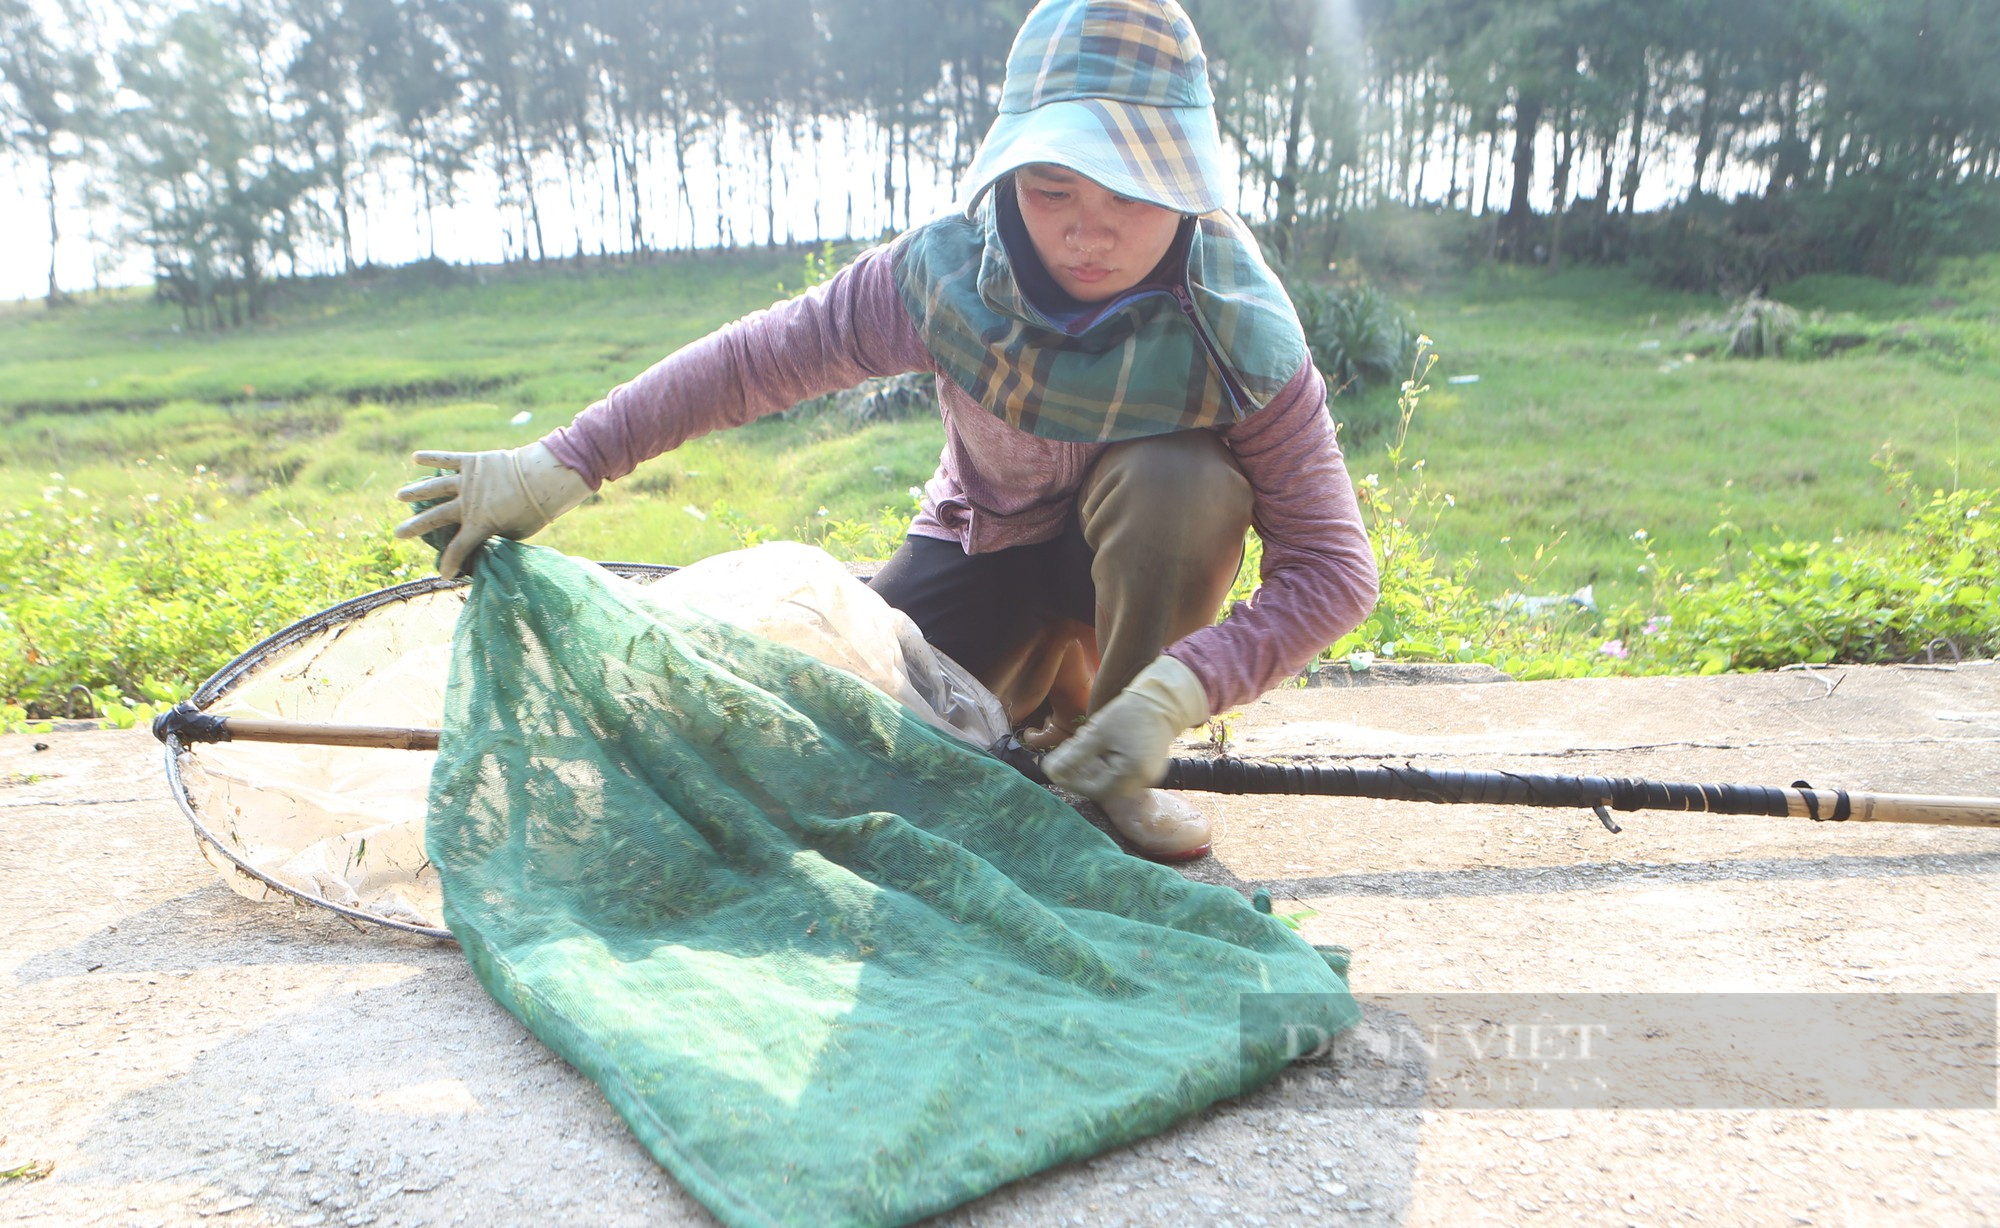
xmin=3 ymin=660 xmax=1997 ymax=1227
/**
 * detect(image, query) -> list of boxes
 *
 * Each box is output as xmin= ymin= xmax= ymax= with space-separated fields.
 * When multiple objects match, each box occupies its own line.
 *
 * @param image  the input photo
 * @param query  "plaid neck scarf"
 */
xmin=891 ymin=199 xmax=1308 ymax=443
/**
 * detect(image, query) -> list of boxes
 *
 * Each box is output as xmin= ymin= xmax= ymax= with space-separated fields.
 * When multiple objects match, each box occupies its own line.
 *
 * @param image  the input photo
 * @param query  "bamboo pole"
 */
xmin=153 ymin=709 xmax=2000 ymax=830
xmin=1157 ymin=758 xmax=2000 ymax=830
xmin=206 ymin=717 xmax=440 ymax=752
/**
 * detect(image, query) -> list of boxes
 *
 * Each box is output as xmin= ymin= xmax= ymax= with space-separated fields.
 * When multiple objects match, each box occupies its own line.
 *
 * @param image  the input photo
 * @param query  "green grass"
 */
xmin=2 ymin=246 xmax=1996 ymax=614
xmin=1347 ymin=256 xmax=2000 ymax=606
xmin=5 ymin=245 xmax=1999 ymax=715
xmin=0 ymin=250 xmax=811 ymax=414
xmin=0 ymin=247 xmax=946 ymax=567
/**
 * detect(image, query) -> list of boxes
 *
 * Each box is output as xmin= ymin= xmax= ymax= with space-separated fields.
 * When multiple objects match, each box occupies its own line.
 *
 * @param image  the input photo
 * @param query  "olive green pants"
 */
xmin=870 ymin=429 xmax=1251 ymax=730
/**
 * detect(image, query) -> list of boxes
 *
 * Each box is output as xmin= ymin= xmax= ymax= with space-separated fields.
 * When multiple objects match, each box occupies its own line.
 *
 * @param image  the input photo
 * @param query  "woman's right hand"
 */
xmin=393 ymin=441 xmax=593 ymax=579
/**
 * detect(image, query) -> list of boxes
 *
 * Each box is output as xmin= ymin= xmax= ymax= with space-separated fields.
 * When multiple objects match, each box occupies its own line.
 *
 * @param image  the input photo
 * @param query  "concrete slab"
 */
xmin=3 ymin=660 xmax=1997 ymax=1227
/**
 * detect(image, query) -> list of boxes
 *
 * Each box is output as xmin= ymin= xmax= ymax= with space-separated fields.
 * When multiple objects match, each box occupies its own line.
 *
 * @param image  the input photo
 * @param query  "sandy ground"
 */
xmin=2 ymin=660 xmax=1997 ymax=1227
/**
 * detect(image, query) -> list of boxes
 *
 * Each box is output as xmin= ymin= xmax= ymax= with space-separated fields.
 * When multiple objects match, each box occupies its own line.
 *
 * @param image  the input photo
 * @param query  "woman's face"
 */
xmin=1011 ymin=165 xmax=1183 ymax=303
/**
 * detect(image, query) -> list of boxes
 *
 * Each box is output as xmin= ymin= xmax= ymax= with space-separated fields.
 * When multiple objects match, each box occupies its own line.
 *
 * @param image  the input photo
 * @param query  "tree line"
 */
xmin=1210 ymin=0 xmax=2000 ymax=282
xmin=4 ymin=0 xmax=1995 ymax=325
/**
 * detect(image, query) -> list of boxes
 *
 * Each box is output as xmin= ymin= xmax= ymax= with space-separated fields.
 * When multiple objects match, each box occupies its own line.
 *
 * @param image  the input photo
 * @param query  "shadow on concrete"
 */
xmin=13 ymin=881 xmax=451 ymax=985
xmin=43 ymin=961 xmax=701 ymax=1228
xmin=19 ymin=869 xmax=1425 ymax=1227
xmin=936 ymin=1002 xmax=1428 ymax=1226
xmin=26 ymin=890 xmax=1427 ymax=1228
xmin=1197 ymin=850 xmax=2000 ymax=902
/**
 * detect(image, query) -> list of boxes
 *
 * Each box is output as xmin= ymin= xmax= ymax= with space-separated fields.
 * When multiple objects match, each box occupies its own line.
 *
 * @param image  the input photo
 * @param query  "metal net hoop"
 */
xmin=161 ymin=564 xmax=679 ymax=941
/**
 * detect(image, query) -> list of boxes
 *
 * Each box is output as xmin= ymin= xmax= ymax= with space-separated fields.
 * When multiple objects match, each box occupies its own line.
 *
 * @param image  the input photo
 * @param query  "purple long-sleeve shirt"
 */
xmin=544 ymin=244 xmax=1378 ymax=713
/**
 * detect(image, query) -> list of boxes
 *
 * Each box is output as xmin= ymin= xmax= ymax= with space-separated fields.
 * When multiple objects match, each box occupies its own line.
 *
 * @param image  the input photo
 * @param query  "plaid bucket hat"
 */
xmin=960 ymin=0 xmax=1230 ymax=217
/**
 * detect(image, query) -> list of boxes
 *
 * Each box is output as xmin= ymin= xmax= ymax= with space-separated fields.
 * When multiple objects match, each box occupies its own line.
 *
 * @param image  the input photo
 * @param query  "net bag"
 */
xmin=168 ymin=543 xmax=1008 ymax=934
xmin=429 ymin=538 xmax=1358 ymax=1227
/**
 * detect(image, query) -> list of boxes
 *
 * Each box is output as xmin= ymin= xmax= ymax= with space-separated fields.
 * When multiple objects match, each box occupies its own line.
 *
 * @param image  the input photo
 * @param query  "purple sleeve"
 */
xmin=1165 ymin=361 xmax=1380 ymax=711
xmin=542 ymin=246 xmax=934 ymax=485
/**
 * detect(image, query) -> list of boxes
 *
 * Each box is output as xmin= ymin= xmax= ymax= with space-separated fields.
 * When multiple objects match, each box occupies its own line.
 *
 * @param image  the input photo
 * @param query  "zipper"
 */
xmin=1046 ymin=285 xmax=1156 ymax=335
xmin=1172 ymin=284 xmax=1250 ymax=421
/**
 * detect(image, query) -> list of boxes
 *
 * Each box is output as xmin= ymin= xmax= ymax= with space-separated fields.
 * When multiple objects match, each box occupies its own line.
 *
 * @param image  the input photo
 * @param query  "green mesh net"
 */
xmin=427 ymin=539 xmax=1359 ymax=1227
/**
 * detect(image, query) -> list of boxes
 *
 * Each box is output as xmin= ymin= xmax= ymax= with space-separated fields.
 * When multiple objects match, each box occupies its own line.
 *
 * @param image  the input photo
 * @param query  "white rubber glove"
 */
xmin=393 ymin=441 xmax=593 ymax=579
xmin=1042 ymin=655 xmax=1210 ymax=801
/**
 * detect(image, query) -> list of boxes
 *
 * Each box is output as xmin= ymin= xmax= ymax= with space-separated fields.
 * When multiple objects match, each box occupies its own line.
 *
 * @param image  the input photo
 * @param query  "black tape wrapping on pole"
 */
xmin=153 ymin=702 xmax=233 ymax=746
xmin=1791 ymin=780 xmax=1854 ymax=822
xmin=1161 ymin=757 xmax=1809 ymax=818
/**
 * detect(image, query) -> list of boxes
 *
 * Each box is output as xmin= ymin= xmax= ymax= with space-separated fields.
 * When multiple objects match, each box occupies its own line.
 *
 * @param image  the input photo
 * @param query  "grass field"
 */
xmin=0 ymin=248 xmax=946 ymax=567
xmin=1363 ymin=258 xmax=2000 ymax=606
xmin=2 ymin=245 xmax=1996 ymax=607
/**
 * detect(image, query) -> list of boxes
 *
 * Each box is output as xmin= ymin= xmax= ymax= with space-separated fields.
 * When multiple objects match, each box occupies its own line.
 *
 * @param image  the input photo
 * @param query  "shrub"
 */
xmin=1291 ymin=279 xmax=1416 ymax=397
xmin=1676 ymin=293 xmax=1802 ymax=359
xmin=1266 ymin=343 xmax=2000 ymax=685
xmin=1257 ymin=250 xmax=1426 ymax=442
xmin=809 ymin=488 xmax=924 ymax=564
xmin=1726 ymin=295 xmax=1802 ymax=358
xmin=1313 ymin=476 xmax=2000 ymax=684
xmin=775 ymin=240 xmax=845 ymax=299
xmin=1629 ymin=485 xmax=1999 ymax=673
xmin=1642 ymin=193 xmax=1825 ymax=296
xmin=0 ymin=476 xmax=425 ymax=725
xmin=1640 ymin=180 xmax=2000 ymax=294
xmin=784 ymin=372 xmax=936 ymax=426
xmin=1314 ymin=351 xmax=1617 ymax=683
xmin=1794 ymin=312 xmax=1986 ymax=365
xmin=1326 ymin=204 xmax=1487 ymax=283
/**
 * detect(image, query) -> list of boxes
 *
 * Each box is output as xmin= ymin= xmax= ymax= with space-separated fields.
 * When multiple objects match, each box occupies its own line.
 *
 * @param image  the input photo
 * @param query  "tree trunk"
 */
xmin=882 ymin=119 xmax=895 ymax=232
xmin=607 ymin=113 xmax=627 ymax=256
xmin=1592 ymin=131 xmax=1617 ymax=259
xmin=809 ymin=131 xmax=821 ymax=241
xmin=310 ymin=73 xmax=358 ymax=273
xmin=1767 ymin=75 xmax=1809 ymax=197
xmin=1689 ymin=54 xmax=1720 ymax=197
xmin=1446 ymin=107 xmax=1463 ymax=210
xmin=333 ymin=151 xmax=358 ymax=273
xmin=1410 ymin=70 xmax=1437 ymax=203
xmin=624 ymin=119 xmax=648 ymax=256
xmin=1549 ymin=120 xmax=1577 ymax=273
xmin=244 ymin=247 xmax=262 ymax=323
xmin=671 ymin=118 xmax=697 ymax=248
xmin=763 ymin=119 xmax=777 ymax=247
xmin=509 ymin=117 xmax=547 ymax=262
xmin=623 ymin=124 xmax=646 ymax=254
xmin=41 ymin=145 xmax=64 ymax=307
xmin=415 ymin=131 xmax=438 ymax=262
xmin=901 ymin=123 xmax=913 ymax=233
xmin=491 ymin=144 xmax=516 ymax=262
xmin=714 ymin=127 xmax=729 ymax=246
xmin=1273 ymin=52 xmax=1311 ymax=260
xmin=1619 ymin=67 xmax=1650 ymax=216
xmin=554 ymin=128 xmax=586 ymax=261
xmin=1503 ymin=94 xmax=1543 ymax=260
xmin=85 ymin=209 xmax=102 ymax=292
xmin=1480 ymin=129 xmax=1496 ymax=216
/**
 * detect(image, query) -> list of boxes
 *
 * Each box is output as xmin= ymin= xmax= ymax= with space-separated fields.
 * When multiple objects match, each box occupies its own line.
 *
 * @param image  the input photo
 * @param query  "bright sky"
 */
xmin=0 ymin=0 xmax=1762 ymax=305
xmin=1 ymin=114 xmax=1739 ymax=305
xmin=0 ymin=116 xmax=964 ymax=302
